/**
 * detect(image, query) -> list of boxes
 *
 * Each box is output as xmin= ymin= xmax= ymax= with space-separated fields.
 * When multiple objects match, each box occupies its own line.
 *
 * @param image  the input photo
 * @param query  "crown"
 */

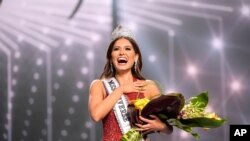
xmin=111 ymin=25 xmax=135 ymax=41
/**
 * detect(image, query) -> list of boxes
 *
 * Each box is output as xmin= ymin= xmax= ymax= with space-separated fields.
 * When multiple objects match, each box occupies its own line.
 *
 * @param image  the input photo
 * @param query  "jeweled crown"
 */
xmin=111 ymin=25 xmax=135 ymax=41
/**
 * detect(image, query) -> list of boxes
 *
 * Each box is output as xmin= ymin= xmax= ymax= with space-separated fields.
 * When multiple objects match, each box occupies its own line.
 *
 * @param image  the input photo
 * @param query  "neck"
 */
xmin=115 ymin=71 xmax=134 ymax=85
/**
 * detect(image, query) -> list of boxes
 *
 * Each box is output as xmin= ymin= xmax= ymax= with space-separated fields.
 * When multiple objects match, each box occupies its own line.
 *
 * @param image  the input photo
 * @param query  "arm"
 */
xmin=88 ymin=80 xmax=124 ymax=122
xmin=89 ymin=79 xmax=146 ymax=122
xmin=136 ymin=80 xmax=173 ymax=134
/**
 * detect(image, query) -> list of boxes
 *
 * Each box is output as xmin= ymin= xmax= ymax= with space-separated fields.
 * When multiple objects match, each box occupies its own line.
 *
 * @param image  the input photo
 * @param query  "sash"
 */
xmin=102 ymin=77 xmax=131 ymax=134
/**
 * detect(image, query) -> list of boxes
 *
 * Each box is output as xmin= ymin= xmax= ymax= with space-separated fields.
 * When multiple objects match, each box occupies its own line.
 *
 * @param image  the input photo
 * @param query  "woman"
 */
xmin=89 ymin=25 xmax=173 ymax=141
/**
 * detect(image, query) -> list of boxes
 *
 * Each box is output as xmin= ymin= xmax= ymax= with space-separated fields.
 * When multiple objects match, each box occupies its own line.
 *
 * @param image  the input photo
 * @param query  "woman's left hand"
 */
xmin=135 ymin=115 xmax=167 ymax=133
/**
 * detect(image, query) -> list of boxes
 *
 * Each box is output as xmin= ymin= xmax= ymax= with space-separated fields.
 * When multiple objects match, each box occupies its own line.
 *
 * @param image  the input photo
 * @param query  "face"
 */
xmin=111 ymin=38 xmax=138 ymax=73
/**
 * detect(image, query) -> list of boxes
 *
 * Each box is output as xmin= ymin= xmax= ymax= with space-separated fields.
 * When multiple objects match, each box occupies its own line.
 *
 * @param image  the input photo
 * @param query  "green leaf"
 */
xmin=120 ymin=128 xmax=142 ymax=141
xmin=167 ymin=118 xmax=200 ymax=139
xmin=179 ymin=117 xmax=226 ymax=128
xmin=187 ymin=91 xmax=208 ymax=109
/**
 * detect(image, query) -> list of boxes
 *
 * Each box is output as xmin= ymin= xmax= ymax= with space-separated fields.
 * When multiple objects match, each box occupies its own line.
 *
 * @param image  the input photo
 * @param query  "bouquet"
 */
xmin=121 ymin=91 xmax=226 ymax=141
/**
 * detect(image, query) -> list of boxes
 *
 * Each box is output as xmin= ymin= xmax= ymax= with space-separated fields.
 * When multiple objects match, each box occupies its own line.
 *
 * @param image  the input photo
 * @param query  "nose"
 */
xmin=119 ymin=48 xmax=125 ymax=55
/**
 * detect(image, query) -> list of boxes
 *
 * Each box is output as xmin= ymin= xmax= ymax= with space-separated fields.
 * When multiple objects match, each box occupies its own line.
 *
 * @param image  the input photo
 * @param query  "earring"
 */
xmin=134 ymin=61 xmax=137 ymax=72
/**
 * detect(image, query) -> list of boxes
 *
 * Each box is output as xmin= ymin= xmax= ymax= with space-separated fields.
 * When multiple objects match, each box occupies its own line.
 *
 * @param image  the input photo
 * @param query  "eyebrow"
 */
xmin=113 ymin=45 xmax=132 ymax=48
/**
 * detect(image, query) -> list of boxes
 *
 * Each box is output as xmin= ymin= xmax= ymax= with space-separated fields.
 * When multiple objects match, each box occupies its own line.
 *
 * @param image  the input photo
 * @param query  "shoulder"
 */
xmin=89 ymin=79 xmax=106 ymax=97
xmin=145 ymin=80 xmax=159 ymax=88
xmin=90 ymin=79 xmax=105 ymax=90
xmin=90 ymin=79 xmax=102 ymax=86
xmin=145 ymin=79 xmax=162 ymax=98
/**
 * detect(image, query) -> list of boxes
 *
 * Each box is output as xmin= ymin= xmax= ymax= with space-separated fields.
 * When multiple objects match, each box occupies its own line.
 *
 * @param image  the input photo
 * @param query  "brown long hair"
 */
xmin=100 ymin=37 xmax=145 ymax=80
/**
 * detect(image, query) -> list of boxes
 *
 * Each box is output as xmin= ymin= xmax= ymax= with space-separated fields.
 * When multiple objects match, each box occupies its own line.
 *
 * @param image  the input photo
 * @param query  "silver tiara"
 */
xmin=111 ymin=25 xmax=135 ymax=41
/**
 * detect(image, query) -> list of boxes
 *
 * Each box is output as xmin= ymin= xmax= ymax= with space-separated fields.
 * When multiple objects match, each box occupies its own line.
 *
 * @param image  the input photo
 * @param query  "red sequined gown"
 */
xmin=102 ymin=92 xmax=144 ymax=141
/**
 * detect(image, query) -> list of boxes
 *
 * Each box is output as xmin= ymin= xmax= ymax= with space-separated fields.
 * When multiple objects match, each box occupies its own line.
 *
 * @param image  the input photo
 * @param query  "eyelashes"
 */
xmin=113 ymin=47 xmax=132 ymax=51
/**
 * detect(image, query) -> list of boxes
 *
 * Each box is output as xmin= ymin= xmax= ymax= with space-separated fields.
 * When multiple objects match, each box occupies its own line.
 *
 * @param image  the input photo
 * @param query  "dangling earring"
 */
xmin=110 ymin=63 xmax=114 ymax=74
xmin=134 ymin=61 xmax=137 ymax=72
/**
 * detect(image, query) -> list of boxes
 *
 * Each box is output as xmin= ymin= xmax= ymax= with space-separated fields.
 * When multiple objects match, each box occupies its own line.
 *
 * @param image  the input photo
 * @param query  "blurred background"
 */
xmin=0 ymin=0 xmax=250 ymax=141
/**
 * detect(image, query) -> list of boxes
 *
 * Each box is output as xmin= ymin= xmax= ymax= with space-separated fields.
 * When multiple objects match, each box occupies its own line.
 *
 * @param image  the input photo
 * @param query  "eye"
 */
xmin=113 ymin=47 xmax=119 ymax=51
xmin=125 ymin=47 xmax=132 ymax=51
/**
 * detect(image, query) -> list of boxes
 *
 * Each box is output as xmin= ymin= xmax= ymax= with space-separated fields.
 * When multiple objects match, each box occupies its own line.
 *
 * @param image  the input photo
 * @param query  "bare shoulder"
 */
xmin=89 ymin=79 xmax=105 ymax=92
xmin=90 ymin=79 xmax=103 ymax=88
xmin=145 ymin=79 xmax=162 ymax=99
xmin=145 ymin=80 xmax=159 ymax=87
xmin=89 ymin=79 xmax=106 ymax=97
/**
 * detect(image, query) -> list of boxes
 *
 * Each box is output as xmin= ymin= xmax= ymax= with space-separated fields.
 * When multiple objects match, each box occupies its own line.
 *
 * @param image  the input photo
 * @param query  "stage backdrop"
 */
xmin=0 ymin=0 xmax=250 ymax=141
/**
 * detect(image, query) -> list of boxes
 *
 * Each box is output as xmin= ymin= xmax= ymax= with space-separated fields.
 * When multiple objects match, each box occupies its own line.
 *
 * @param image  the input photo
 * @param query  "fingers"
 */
xmin=149 ymin=115 xmax=160 ymax=120
xmin=136 ymin=86 xmax=146 ymax=92
xmin=133 ymin=80 xmax=147 ymax=86
xmin=137 ymin=115 xmax=165 ymax=132
xmin=139 ymin=116 xmax=152 ymax=123
xmin=133 ymin=81 xmax=147 ymax=92
xmin=135 ymin=116 xmax=152 ymax=130
xmin=135 ymin=123 xmax=150 ymax=131
xmin=120 ymin=80 xmax=147 ymax=93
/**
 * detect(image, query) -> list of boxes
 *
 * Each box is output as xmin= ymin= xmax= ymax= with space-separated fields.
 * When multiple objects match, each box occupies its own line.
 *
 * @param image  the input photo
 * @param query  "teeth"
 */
xmin=118 ymin=57 xmax=127 ymax=63
xmin=118 ymin=57 xmax=127 ymax=61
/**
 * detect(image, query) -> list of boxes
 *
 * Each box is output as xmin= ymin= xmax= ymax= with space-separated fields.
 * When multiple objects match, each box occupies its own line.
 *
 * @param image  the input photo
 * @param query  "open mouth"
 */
xmin=117 ymin=57 xmax=128 ymax=64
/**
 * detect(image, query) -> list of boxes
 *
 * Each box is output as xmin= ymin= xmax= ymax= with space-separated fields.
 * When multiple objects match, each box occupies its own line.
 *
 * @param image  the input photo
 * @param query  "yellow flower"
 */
xmin=133 ymin=98 xmax=150 ymax=111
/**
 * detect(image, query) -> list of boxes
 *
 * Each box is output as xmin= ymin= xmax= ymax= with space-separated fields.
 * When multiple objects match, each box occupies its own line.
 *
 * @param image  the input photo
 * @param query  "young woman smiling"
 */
xmin=88 ymin=25 xmax=173 ymax=141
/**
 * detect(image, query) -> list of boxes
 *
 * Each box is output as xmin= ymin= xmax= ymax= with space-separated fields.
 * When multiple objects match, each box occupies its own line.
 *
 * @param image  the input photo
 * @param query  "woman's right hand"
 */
xmin=119 ymin=80 xmax=147 ymax=94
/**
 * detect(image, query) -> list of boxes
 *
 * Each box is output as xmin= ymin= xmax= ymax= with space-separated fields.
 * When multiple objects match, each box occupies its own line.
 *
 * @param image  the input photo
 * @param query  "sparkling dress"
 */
xmin=102 ymin=90 xmax=144 ymax=141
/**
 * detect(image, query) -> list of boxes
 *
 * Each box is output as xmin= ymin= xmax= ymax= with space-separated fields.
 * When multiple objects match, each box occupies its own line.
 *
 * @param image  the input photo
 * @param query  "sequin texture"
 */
xmin=102 ymin=92 xmax=144 ymax=141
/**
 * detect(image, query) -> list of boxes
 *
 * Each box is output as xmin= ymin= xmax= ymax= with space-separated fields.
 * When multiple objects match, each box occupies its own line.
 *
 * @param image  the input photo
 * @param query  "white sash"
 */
xmin=102 ymin=77 xmax=131 ymax=135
